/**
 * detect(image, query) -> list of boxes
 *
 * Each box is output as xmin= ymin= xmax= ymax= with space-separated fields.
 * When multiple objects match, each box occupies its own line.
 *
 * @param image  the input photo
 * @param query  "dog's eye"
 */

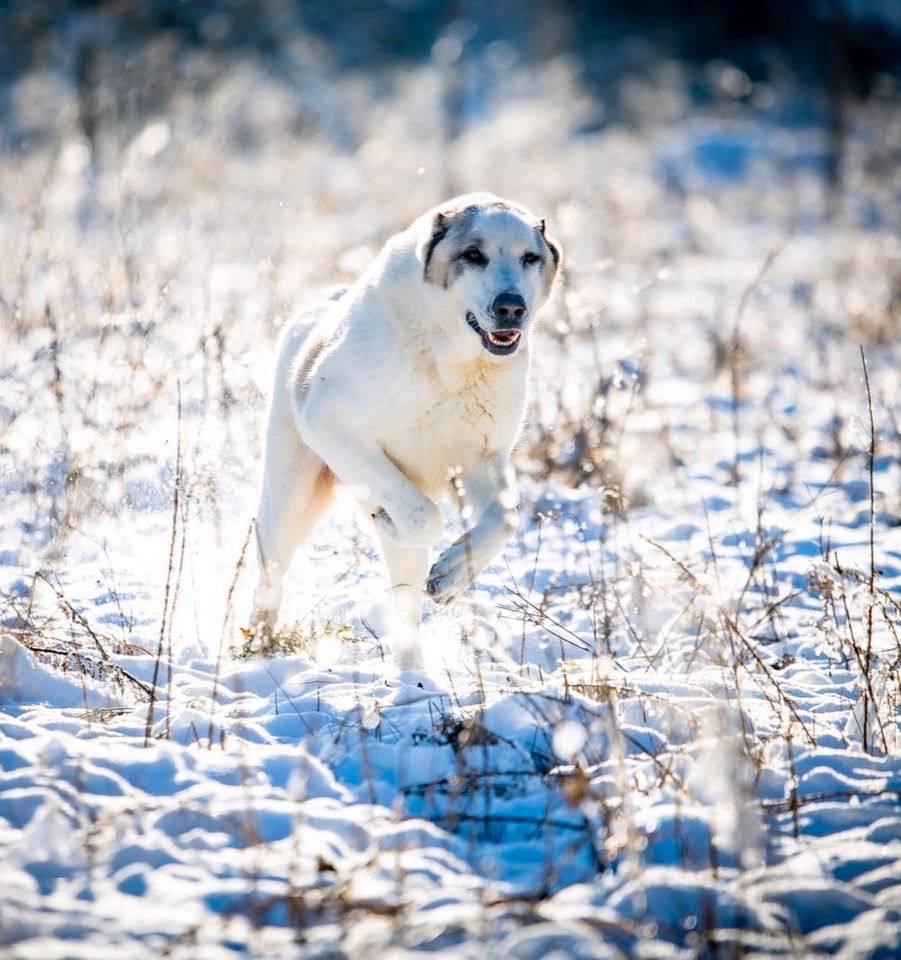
xmin=460 ymin=247 xmax=487 ymax=266
xmin=522 ymin=252 xmax=542 ymax=266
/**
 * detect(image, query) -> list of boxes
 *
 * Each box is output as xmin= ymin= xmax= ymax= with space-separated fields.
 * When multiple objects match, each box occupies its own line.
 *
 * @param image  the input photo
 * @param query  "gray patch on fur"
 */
xmin=422 ymin=212 xmax=451 ymax=285
xmin=295 ymin=334 xmax=330 ymax=404
xmin=424 ymin=202 xmax=501 ymax=288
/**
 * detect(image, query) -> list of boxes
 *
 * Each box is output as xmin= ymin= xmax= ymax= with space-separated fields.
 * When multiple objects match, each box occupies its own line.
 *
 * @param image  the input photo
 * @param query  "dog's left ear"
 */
xmin=423 ymin=211 xmax=451 ymax=285
xmin=539 ymin=218 xmax=562 ymax=269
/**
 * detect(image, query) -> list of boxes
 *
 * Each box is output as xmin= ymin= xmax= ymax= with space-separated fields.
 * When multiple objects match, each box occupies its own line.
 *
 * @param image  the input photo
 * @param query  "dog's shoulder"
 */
xmin=276 ymin=288 xmax=351 ymax=398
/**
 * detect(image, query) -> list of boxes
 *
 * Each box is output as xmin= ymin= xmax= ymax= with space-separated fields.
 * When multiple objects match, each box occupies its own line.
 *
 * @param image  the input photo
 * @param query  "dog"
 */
xmin=250 ymin=193 xmax=561 ymax=667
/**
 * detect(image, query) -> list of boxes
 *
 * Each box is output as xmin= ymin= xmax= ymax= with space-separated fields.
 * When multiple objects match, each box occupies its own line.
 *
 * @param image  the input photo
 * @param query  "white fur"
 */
xmin=251 ymin=193 xmax=561 ymax=667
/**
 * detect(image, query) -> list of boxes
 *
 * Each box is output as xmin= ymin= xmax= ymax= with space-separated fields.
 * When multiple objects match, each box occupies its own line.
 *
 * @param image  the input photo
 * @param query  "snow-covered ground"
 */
xmin=1 ymin=15 xmax=900 ymax=958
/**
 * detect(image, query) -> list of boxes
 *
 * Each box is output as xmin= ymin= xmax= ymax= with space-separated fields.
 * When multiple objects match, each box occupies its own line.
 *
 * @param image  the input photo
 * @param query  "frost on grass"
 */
xmin=1 ymin=5 xmax=900 ymax=958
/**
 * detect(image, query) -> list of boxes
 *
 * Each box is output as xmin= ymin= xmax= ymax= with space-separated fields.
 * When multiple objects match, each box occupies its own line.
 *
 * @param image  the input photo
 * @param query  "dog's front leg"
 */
xmin=299 ymin=405 xmax=443 ymax=549
xmin=426 ymin=461 xmax=519 ymax=604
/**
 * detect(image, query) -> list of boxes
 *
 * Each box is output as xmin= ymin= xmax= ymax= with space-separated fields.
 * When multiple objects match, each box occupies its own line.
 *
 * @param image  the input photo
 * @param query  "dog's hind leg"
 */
xmin=251 ymin=434 xmax=334 ymax=638
xmin=373 ymin=523 xmax=429 ymax=669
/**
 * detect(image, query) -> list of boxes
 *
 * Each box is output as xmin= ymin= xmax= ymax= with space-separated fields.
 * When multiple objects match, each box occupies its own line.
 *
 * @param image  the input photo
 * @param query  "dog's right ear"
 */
xmin=422 ymin=211 xmax=451 ymax=285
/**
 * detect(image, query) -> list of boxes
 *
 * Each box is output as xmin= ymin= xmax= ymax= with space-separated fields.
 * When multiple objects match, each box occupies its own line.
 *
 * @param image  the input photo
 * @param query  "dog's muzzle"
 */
xmin=465 ymin=312 xmax=523 ymax=355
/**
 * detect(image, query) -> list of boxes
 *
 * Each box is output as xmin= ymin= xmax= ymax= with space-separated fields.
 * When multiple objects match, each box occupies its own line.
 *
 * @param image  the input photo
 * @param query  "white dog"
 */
xmin=251 ymin=193 xmax=561 ymax=666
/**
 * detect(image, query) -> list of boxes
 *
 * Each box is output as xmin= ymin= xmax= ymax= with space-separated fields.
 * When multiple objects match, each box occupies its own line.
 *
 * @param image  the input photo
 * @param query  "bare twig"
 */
xmin=206 ymin=517 xmax=255 ymax=749
xmin=145 ymin=383 xmax=183 ymax=746
xmin=729 ymin=238 xmax=789 ymax=485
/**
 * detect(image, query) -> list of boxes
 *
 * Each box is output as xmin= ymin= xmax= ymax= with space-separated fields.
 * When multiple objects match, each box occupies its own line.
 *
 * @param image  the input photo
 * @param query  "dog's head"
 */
xmin=419 ymin=195 xmax=562 ymax=359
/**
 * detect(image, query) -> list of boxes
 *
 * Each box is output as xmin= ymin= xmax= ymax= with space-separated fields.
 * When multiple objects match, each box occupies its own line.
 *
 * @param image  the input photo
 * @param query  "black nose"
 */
xmin=490 ymin=292 xmax=527 ymax=325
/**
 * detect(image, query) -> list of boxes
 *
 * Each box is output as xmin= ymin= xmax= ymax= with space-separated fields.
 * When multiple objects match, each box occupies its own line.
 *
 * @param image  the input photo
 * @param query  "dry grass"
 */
xmin=1 ymin=7 xmax=899 ymax=954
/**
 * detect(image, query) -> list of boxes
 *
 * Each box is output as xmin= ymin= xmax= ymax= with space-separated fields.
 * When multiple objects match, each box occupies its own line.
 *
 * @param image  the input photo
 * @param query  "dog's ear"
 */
xmin=539 ymin=217 xmax=562 ymax=270
xmin=539 ymin=218 xmax=561 ymax=266
xmin=423 ymin=211 xmax=451 ymax=285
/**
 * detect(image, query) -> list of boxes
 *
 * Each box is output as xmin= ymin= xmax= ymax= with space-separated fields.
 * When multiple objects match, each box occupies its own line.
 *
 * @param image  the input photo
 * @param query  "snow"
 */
xmin=2 ymin=8 xmax=900 ymax=958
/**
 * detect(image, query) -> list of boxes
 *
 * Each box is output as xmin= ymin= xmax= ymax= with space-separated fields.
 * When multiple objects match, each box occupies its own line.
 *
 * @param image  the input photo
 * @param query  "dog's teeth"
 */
xmin=487 ymin=329 xmax=520 ymax=347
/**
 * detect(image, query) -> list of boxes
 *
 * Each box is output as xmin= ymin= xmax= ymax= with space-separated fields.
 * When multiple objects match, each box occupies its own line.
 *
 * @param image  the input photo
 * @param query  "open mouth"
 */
xmin=465 ymin=312 xmax=522 ymax=356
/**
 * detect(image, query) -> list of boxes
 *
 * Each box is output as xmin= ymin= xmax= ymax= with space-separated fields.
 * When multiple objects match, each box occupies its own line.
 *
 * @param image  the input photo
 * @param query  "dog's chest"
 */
xmin=379 ymin=365 xmax=523 ymax=494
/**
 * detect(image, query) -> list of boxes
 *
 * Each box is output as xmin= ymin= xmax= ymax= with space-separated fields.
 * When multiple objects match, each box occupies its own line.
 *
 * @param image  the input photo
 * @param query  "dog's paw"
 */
xmin=393 ymin=642 xmax=425 ymax=671
xmin=248 ymin=604 xmax=276 ymax=638
xmin=426 ymin=541 xmax=477 ymax=604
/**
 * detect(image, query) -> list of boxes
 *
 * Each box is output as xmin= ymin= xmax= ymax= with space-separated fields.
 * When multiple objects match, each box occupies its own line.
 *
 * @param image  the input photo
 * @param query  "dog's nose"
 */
xmin=490 ymin=292 xmax=527 ymax=325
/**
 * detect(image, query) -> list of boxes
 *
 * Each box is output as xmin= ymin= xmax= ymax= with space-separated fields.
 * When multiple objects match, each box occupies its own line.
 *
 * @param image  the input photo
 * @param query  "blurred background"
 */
xmin=1 ymin=0 xmax=899 ymax=566
xmin=4 ymin=0 xmax=899 ymax=294
xmin=2 ymin=8 xmax=900 ymax=952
